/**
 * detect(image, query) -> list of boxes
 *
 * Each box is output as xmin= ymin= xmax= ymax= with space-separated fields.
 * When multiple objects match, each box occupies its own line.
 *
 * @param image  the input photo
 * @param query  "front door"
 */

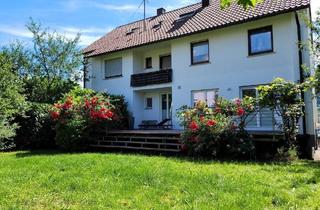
xmin=161 ymin=93 xmax=172 ymax=121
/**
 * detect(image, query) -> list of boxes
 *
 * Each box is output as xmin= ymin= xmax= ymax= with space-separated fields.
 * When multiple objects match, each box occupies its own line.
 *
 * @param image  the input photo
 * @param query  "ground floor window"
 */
xmin=240 ymin=86 xmax=276 ymax=129
xmin=145 ymin=97 xmax=153 ymax=109
xmin=192 ymin=89 xmax=218 ymax=107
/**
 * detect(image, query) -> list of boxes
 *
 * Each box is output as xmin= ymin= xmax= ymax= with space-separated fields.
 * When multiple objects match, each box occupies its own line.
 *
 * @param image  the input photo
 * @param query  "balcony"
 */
xmin=131 ymin=69 xmax=172 ymax=87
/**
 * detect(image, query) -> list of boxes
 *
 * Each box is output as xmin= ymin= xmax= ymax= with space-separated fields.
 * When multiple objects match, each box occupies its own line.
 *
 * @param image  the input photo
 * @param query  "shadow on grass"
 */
xmin=14 ymin=149 xmax=320 ymax=169
xmin=15 ymin=150 xmax=69 ymax=158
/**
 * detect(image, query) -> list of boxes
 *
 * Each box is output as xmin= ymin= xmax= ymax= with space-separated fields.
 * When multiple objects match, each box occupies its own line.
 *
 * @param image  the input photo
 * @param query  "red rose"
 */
xmin=199 ymin=115 xmax=205 ymax=122
xmin=62 ymin=98 xmax=73 ymax=110
xmin=189 ymin=121 xmax=199 ymax=132
xmin=237 ymin=107 xmax=245 ymax=116
xmin=106 ymin=110 xmax=114 ymax=119
xmin=50 ymin=111 xmax=60 ymax=120
xmin=206 ymin=119 xmax=217 ymax=127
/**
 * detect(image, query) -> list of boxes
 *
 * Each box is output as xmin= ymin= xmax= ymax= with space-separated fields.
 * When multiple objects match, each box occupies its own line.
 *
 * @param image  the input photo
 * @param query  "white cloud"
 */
xmin=0 ymin=24 xmax=112 ymax=46
xmin=0 ymin=25 xmax=33 ymax=38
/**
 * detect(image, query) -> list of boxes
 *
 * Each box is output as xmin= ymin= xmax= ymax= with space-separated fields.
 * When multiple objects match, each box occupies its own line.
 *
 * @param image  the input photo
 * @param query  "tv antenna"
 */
xmin=143 ymin=0 xmax=148 ymax=31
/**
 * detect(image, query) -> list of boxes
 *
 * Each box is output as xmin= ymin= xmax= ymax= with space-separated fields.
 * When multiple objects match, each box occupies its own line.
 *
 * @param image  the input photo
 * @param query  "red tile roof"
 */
xmin=83 ymin=0 xmax=310 ymax=57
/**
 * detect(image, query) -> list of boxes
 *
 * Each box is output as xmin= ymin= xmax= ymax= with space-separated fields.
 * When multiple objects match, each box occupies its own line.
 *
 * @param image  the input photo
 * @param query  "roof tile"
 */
xmin=84 ymin=0 xmax=310 ymax=57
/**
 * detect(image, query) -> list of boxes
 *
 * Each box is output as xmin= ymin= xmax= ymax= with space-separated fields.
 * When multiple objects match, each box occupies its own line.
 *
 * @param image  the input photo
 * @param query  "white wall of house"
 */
xmin=86 ymin=9 xmax=316 ymax=135
xmin=171 ymin=12 xmax=300 ymax=129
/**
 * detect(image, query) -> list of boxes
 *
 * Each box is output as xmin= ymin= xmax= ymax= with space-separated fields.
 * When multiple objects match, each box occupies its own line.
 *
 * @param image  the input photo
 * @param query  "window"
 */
xmin=176 ymin=11 xmax=197 ymax=22
xmin=192 ymin=89 xmax=218 ymax=107
xmin=240 ymin=86 xmax=276 ymax=128
xmin=105 ymin=58 xmax=122 ymax=78
xmin=145 ymin=57 xmax=152 ymax=69
xmin=191 ymin=41 xmax=209 ymax=65
xmin=145 ymin=97 xmax=153 ymax=109
xmin=248 ymin=26 xmax=273 ymax=55
xmin=160 ymin=55 xmax=172 ymax=70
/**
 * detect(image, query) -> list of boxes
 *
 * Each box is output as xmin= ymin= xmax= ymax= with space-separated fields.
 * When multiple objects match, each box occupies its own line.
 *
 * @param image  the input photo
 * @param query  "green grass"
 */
xmin=0 ymin=151 xmax=319 ymax=209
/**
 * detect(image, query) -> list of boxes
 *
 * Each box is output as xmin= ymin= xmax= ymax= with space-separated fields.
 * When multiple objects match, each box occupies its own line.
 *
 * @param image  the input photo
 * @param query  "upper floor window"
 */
xmin=191 ymin=40 xmax=209 ymax=65
xmin=145 ymin=57 xmax=152 ymax=69
xmin=248 ymin=26 xmax=273 ymax=55
xmin=160 ymin=55 xmax=172 ymax=70
xmin=192 ymin=89 xmax=218 ymax=107
xmin=105 ymin=58 xmax=122 ymax=79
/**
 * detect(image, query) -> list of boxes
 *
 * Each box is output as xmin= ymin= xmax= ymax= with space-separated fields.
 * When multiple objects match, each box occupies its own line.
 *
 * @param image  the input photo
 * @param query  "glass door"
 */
xmin=161 ymin=93 xmax=172 ymax=120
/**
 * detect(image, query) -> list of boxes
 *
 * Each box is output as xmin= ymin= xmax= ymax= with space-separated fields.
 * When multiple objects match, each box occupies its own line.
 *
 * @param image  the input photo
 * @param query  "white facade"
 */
xmin=85 ymin=10 xmax=316 ymax=136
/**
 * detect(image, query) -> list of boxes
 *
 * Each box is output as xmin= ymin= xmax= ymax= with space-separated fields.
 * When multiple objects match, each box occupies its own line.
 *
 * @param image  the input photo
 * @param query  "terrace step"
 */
xmin=90 ymin=130 xmax=182 ymax=153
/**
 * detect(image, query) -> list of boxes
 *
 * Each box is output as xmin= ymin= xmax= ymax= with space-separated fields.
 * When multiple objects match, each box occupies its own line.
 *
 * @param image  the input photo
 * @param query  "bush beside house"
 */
xmin=50 ymin=87 xmax=128 ymax=151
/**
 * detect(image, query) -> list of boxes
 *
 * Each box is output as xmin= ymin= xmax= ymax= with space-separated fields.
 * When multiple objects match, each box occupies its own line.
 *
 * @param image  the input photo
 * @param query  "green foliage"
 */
xmin=0 ymin=53 xmax=26 ymax=150
xmin=1 ymin=19 xmax=82 ymax=103
xmin=177 ymin=97 xmax=256 ymax=158
xmin=103 ymin=93 xmax=131 ymax=130
xmin=257 ymin=78 xmax=304 ymax=153
xmin=51 ymin=88 xmax=119 ymax=151
xmin=55 ymin=117 xmax=87 ymax=151
xmin=14 ymin=102 xmax=55 ymax=149
xmin=221 ymin=0 xmax=262 ymax=8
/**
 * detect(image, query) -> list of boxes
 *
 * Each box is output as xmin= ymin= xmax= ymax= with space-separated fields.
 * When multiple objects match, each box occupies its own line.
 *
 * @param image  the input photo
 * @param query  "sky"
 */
xmin=0 ymin=0 xmax=319 ymax=47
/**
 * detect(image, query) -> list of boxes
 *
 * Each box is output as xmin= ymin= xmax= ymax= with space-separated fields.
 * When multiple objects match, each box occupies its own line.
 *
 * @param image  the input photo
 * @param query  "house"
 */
xmin=83 ymin=0 xmax=317 ymax=143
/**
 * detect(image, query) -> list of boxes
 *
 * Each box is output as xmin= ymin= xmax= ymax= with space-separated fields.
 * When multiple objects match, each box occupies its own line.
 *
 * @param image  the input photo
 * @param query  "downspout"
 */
xmin=295 ymin=11 xmax=307 ymax=135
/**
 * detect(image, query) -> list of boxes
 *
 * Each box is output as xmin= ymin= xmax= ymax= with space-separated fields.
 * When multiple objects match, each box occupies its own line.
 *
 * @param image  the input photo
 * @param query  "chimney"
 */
xmin=157 ymin=8 xmax=166 ymax=16
xmin=202 ymin=0 xmax=210 ymax=7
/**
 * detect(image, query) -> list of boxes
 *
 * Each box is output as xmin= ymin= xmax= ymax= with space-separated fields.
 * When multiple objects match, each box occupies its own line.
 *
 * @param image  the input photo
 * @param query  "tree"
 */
xmin=221 ymin=0 xmax=262 ymax=8
xmin=24 ymin=19 xmax=82 ymax=103
xmin=1 ymin=19 xmax=82 ymax=103
xmin=0 ymin=53 xmax=26 ymax=150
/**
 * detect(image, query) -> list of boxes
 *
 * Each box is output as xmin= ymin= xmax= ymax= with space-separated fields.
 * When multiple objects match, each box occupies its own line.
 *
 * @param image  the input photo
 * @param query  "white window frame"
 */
xmin=240 ymin=86 xmax=261 ymax=127
xmin=191 ymin=89 xmax=219 ymax=107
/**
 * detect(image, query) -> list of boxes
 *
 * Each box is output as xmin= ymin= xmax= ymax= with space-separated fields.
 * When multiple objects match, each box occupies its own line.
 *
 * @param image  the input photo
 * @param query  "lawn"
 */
xmin=0 ymin=151 xmax=319 ymax=209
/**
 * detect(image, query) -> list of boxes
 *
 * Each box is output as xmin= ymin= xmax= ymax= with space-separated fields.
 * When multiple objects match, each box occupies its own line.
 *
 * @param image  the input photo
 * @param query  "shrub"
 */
xmin=14 ymin=102 xmax=55 ymax=149
xmin=258 ymin=78 xmax=304 ymax=155
xmin=177 ymin=97 xmax=256 ymax=158
xmin=50 ymin=88 xmax=118 ymax=151
xmin=103 ymin=94 xmax=130 ymax=130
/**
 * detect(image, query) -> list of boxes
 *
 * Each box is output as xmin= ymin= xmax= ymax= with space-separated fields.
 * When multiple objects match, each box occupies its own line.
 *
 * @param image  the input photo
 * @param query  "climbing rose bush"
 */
xmin=50 ymin=92 xmax=116 ymax=151
xmin=177 ymin=97 xmax=256 ymax=158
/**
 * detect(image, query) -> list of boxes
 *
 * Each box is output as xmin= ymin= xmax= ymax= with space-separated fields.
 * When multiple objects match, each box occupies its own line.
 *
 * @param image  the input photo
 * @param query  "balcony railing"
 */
xmin=131 ymin=69 xmax=172 ymax=87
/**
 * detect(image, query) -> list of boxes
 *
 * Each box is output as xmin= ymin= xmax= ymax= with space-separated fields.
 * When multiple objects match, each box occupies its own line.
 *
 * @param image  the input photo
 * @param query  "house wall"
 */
xmin=86 ymin=9 xmax=315 ymax=135
xmin=86 ymin=51 xmax=135 ymax=112
xmin=133 ymin=47 xmax=171 ymax=74
xmin=171 ymin=12 xmax=302 ymax=129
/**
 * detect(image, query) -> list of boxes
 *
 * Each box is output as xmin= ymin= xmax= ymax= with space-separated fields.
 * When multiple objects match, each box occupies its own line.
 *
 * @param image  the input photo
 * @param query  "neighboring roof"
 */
xmin=83 ymin=0 xmax=310 ymax=57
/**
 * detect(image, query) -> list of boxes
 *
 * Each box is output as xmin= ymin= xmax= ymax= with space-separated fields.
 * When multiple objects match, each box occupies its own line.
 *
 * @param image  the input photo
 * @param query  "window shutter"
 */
xmin=105 ymin=58 xmax=122 ymax=78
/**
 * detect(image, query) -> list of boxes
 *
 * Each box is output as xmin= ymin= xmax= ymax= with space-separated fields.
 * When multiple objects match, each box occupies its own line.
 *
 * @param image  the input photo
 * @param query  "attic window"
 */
xmin=152 ymin=21 xmax=163 ymax=29
xmin=176 ymin=11 xmax=196 ymax=22
xmin=126 ymin=27 xmax=140 ymax=36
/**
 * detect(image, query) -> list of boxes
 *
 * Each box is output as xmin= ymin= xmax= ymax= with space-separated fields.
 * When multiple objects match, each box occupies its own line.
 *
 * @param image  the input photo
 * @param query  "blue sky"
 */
xmin=0 ymin=0 xmax=198 ymax=47
xmin=0 ymin=0 xmax=319 ymax=47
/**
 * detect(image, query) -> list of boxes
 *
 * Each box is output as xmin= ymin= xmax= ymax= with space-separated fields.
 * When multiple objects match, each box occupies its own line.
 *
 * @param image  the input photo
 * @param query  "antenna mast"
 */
xmin=143 ymin=0 xmax=146 ymax=31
